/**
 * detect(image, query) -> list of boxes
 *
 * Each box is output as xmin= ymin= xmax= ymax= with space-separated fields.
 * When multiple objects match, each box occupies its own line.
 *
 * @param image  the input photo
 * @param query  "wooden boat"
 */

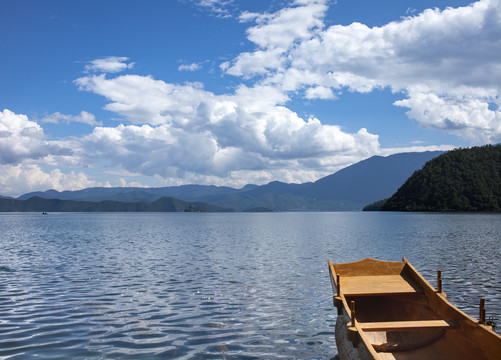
xmin=328 ymin=257 xmax=501 ymax=360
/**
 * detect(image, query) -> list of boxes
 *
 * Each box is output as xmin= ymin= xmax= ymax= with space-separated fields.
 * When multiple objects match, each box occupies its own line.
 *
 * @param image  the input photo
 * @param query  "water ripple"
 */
xmin=0 ymin=212 xmax=499 ymax=359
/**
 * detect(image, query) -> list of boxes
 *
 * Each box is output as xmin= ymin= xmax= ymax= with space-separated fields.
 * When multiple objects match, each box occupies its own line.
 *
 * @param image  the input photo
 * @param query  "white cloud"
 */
xmin=241 ymin=1 xmax=327 ymax=50
xmin=85 ymin=56 xmax=134 ymax=73
xmin=379 ymin=144 xmax=456 ymax=157
xmin=75 ymin=74 xmax=216 ymax=126
xmin=178 ymin=62 xmax=202 ymax=71
xmin=0 ymin=164 xmax=101 ymax=197
xmin=223 ymin=0 xmax=501 ymax=144
xmin=395 ymin=89 xmax=501 ymax=144
xmin=40 ymin=111 xmax=101 ymax=126
xmin=0 ymin=109 xmax=72 ymax=165
xmin=221 ymin=48 xmax=285 ymax=78
xmin=189 ymin=0 xmax=235 ymax=17
xmin=305 ymin=86 xmax=336 ymax=100
xmin=223 ymin=1 xmax=328 ymax=77
xmin=72 ymin=67 xmax=380 ymax=184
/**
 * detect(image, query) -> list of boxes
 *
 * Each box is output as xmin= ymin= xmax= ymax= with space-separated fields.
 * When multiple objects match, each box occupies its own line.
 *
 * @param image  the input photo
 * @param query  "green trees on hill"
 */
xmin=381 ymin=145 xmax=501 ymax=212
xmin=0 ymin=196 xmax=233 ymax=212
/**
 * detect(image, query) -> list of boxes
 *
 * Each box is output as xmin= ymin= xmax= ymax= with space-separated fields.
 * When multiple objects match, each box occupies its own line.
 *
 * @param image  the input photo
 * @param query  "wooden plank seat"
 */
xmin=340 ymin=275 xmax=422 ymax=296
xmin=359 ymin=319 xmax=459 ymax=332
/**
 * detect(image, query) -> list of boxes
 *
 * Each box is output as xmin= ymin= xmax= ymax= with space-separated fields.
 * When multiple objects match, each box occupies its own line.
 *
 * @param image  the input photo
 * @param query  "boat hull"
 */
xmin=336 ymin=311 xmax=373 ymax=360
xmin=329 ymin=258 xmax=501 ymax=360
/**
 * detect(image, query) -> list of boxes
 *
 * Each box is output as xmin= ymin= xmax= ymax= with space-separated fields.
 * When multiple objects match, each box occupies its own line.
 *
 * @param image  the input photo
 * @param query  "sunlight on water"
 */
xmin=0 ymin=212 xmax=499 ymax=359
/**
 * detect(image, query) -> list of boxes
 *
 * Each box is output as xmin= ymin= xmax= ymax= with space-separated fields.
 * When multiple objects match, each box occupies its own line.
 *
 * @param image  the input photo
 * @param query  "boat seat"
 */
xmin=359 ymin=319 xmax=459 ymax=332
xmin=339 ymin=275 xmax=422 ymax=296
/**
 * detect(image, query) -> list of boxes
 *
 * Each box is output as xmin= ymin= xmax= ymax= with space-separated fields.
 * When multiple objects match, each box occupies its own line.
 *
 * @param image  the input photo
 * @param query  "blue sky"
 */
xmin=1 ymin=0 xmax=499 ymax=196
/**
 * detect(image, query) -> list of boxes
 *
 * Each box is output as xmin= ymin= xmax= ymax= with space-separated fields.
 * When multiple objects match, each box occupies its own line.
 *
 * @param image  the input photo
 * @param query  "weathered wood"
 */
xmin=437 ymin=269 xmax=442 ymax=293
xmin=337 ymin=275 xmax=421 ymax=296
xmin=359 ymin=320 xmax=458 ymax=332
xmin=332 ymin=258 xmax=406 ymax=277
xmin=351 ymin=301 xmax=357 ymax=324
xmin=479 ymin=297 xmax=486 ymax=324
xmin=371 ymin=329 xmax=446 ymax=352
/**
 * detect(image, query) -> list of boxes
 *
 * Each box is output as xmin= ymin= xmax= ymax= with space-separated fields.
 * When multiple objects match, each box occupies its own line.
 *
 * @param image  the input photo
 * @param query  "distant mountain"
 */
xmin=212 ymin=151 xmax=444 ymax=211
xmin=381 ymin=145 xmax=501 ymax=212
xmin=10 ymin=150 xmax=444 ymax=212
xmin=212 ymin=182 xmax=317 ymax=212
xmin=308 ymin=151 xmax=444 ymax=203
xmin=0 ymin=196 xmax=232 ymax=212
xmin=18 ymin=184 xmax=242 ymax=203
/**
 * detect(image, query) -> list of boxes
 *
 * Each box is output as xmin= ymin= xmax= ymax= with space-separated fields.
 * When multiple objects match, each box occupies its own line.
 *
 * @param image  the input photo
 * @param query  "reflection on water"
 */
xmin=0 ymin=212 xmax=499 ymax=359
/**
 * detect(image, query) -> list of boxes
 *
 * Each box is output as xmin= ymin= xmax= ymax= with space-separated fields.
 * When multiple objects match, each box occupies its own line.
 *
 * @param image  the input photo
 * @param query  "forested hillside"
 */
xmin=381 ymin=145 xmax=501 ymax=211
xmin=0 ymin=196 xmax=232 ymax=213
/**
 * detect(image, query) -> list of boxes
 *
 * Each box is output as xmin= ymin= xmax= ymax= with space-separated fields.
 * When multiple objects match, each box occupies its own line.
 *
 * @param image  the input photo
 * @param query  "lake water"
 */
xmin=0 ymin=212 xmax=499 ymax=359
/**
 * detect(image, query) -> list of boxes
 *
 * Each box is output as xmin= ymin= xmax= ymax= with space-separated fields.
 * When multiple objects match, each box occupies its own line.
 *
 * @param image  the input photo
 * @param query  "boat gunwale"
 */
xmin=329 ymin=259 xmax=382 ymax=359
xmin=401 ymin=257 xmax=501 ymax=357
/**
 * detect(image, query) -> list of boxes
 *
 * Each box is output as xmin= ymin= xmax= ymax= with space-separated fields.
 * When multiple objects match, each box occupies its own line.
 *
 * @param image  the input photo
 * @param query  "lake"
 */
xmin=0 ymin=212 xmax=499 ymax=359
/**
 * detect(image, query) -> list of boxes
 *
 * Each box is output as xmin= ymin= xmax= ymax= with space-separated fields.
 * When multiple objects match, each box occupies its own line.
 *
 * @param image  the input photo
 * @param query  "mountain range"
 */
xmin=5 ymin=151 xmax=444 ymax=212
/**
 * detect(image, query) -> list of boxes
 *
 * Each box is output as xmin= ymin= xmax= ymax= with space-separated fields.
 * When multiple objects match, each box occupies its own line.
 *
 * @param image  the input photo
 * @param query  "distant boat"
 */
xmin=328 ymin=257 xmax=501 ymax=360
xmin=42 ymin=212 xmax=48 ymax=215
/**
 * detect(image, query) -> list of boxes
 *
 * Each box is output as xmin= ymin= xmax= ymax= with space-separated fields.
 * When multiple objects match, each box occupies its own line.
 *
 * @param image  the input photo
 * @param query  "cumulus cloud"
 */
xmin=241 ymin=1 xmax=327 ymax=49
xmin=40 ymin=111 xmax=101 ymax=126
xmin=0 ymin=109 xmax=72 ymax=165
xmin=395 ymin=90 xmax=501 ymax=144
xmin=224 ymin=0 xmax=501 ymax=144
xmin=73 ymin=71 xmax=380 ymax=181
xmin=0 ymin=164 xmax=101 ymax=197
xmin=222 ymin=0 xmax=328 ymax=77
xmin=75 ymin=74 xmax=215 ymax=126
xmin=85 ymin=56 xmax=134 ymax=73
xmin=305 ymin=86 xmax=336 ymax=100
